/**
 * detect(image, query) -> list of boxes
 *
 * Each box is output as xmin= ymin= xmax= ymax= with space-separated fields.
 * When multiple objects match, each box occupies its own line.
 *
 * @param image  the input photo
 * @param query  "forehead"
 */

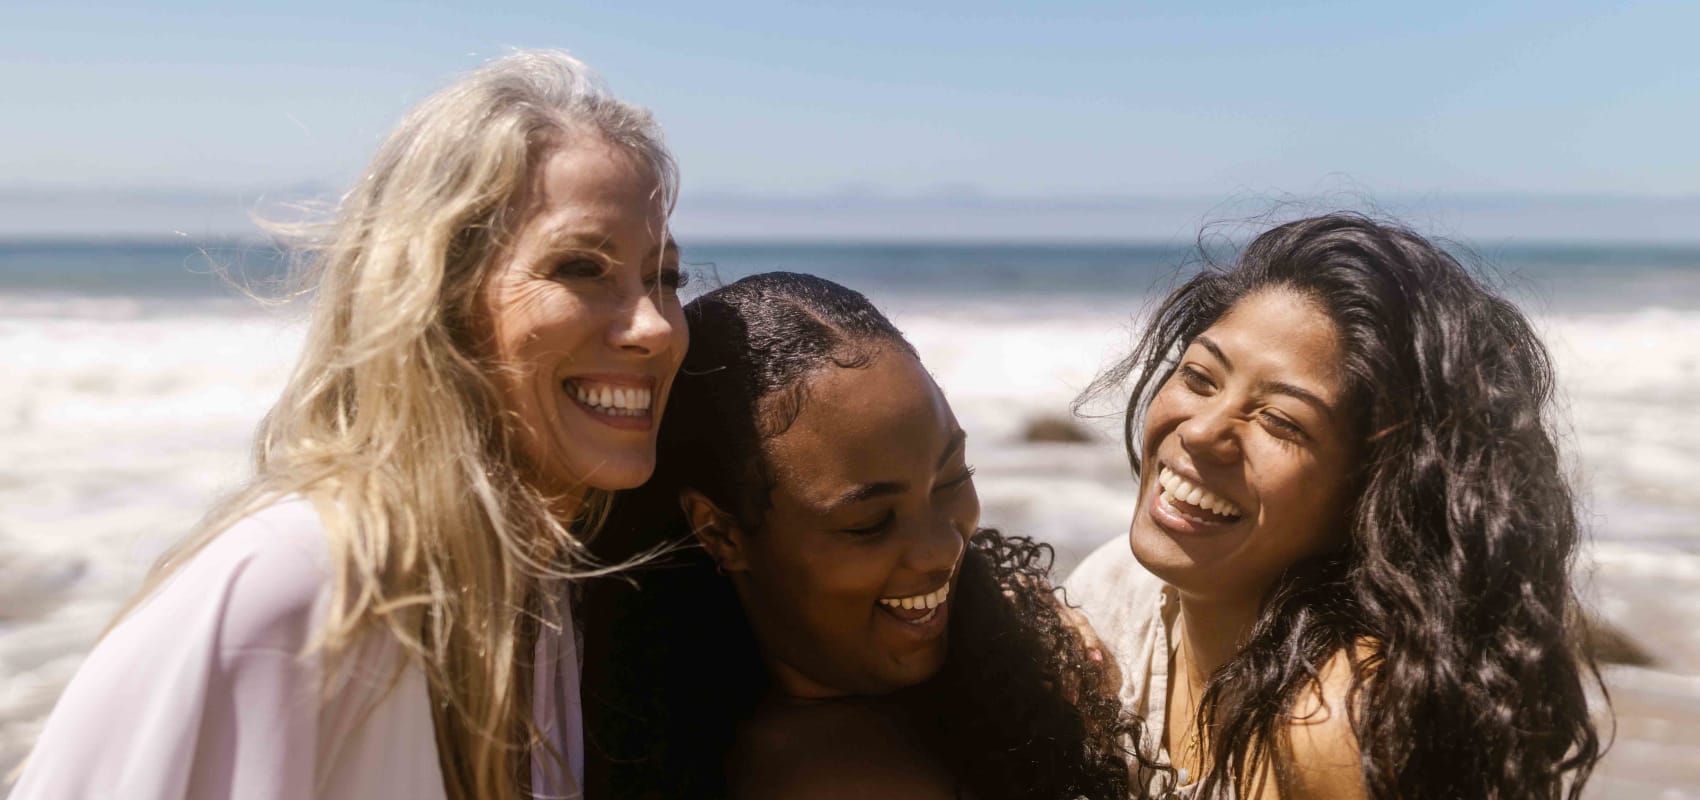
xmin=523 ymin=136 xmax=667 ymax=236
xmin=1198 ymin=288 xmax=1345 ymax=394
xmin=764 ymin=351 xmax=955 ymax=505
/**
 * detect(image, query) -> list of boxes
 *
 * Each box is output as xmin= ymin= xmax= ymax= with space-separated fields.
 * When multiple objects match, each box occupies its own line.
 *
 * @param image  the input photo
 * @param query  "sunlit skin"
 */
xmin=1127 ymin=288 xmax=1365 ymax=799
xmin=1129 ymin=288 xmax=1356 ymax=610
xmin=688 ymin=350 xmax=980 ymax=700
xmin=479 ymin=137 xmax=688 ymax=507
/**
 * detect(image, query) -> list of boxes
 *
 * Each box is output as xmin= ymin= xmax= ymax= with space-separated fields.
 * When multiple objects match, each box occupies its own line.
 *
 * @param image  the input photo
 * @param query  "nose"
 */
xmin=607 ymin=288 xmax=678 ymax=357
xmin=1177 ymin=397 xmax=1242 ymax=464
xmin=904 ymin=496 xmax=975 ymax=579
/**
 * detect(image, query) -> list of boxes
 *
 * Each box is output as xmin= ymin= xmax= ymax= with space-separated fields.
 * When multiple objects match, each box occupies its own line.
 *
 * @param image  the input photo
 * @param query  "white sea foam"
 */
xmin=1 ymin=292 xmax=1697 ymax=784
xmin=0 ymin=303 xmax=300 ymax=773
xmin=898 ymin=300 xmax=1700 ymax=547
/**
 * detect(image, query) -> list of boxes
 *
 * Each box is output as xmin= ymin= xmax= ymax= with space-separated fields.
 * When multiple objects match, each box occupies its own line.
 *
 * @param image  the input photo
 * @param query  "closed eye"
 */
xmin=935 ymin=466 xmax=975 ymax=492
xmin=841 ymin=511 xmax=896 ymax=537
xmin=1177 ymin=364 xmax=1215 ymax=393
xmin=1260 ymin=411 xmax=1307 ymax=439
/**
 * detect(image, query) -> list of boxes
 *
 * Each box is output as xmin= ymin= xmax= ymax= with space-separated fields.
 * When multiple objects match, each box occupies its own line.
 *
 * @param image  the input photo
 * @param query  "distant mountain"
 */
xmin=3 ymin=185 xmax=1695 ymax=243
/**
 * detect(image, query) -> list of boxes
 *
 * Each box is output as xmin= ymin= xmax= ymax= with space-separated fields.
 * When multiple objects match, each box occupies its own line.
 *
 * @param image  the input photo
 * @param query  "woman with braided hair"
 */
xmin=581 ymin=272 xmax=1147 ymax=799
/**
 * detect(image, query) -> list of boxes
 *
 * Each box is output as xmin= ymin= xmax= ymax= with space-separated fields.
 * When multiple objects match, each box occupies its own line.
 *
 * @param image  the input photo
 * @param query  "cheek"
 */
xmin=806 ymin=545 xmax=895 ymax=603
xmin=1250 ymin=447 xmax=1347 ymax=551
xmin=488 ymin=288 xmax=591 ymax=368
xmin=666 ymin=304 xmax=689 ymax=353
xmin=954 ymin=487 xmax=982 ymax=536
xmin=752 ymin=534 xmax=889 ymax=610
xmin=1139 ymin=385 xmax=1187 ymax=458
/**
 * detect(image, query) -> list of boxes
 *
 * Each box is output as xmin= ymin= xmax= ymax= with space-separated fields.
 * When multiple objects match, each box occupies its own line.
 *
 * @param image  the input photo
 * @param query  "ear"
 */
xmin=680 ymin=488 xmax=751 ymax=573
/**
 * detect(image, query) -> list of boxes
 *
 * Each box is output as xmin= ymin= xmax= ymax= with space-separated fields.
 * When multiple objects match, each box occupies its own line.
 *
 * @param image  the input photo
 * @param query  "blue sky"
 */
xmin=3 ymin=0 xmax=1697 ymax=238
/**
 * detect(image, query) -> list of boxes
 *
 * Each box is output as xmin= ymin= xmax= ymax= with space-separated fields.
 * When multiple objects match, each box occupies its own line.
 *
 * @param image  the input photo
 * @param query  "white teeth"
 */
xmin=1157 ymin=466 xmax=1243 ymax=518
xmin=880 ymin=582 xmax=951 ymax=613
xmin=568 ymin=381 xmax=654 ymax=415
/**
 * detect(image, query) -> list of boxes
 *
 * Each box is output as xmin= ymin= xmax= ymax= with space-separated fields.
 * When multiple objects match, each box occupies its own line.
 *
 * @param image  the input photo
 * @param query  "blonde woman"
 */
xmin=10 ymin=50 xmax=686 ymax=800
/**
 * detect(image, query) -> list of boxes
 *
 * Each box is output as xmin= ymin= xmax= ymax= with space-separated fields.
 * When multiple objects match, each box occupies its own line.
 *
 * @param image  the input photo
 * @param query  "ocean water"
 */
xmin=3 ymin=239 xmax=1699 ymax=793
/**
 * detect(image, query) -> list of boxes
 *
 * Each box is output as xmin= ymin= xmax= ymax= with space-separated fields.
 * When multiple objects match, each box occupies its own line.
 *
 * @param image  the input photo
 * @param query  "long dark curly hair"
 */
xmin=580 ymin=271 xmax=1145 ymax=799
xmin=1087 ymin=213 xmax=1605 ymax=798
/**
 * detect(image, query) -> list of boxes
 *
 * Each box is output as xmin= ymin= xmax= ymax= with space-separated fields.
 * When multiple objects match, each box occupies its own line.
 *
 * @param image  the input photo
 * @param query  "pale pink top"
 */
xmin=9 ymin=498 xmax=584 ymax=800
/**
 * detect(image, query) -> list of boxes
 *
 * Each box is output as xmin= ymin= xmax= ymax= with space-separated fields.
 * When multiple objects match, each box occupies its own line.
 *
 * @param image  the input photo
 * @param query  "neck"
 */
xmin=1174 ymin=588 xmax=1263 ymax=686
xmin=762 ymin=652 xmax=851 ymax=701
xmin=728 ymin=577 xmax=850 ymax=702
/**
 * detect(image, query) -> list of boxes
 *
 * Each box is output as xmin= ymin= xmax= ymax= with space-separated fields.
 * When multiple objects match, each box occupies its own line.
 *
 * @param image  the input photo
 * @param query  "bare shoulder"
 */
xmin=1272 ymin=644 xmax=1372 ymax=800
xmin=729 ymin=700 xmax=958 ymax=800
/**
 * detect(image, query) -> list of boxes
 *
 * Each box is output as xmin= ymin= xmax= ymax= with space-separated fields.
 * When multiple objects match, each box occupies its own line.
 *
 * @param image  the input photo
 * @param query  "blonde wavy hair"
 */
xmin=120 ymin=50 xmax=676 ymax=799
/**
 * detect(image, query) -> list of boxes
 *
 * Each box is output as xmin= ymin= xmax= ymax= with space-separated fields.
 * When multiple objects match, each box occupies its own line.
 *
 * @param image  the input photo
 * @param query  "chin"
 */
xmin=537 ymin=450 xmax=658 ymax=495
xmin=576 ymin=460 xmax=657 ymax=492
xmin=1127 ymin=514 xmax=1194 ymax=583
xmin=889 ymin=645 xmax=949 ymax=690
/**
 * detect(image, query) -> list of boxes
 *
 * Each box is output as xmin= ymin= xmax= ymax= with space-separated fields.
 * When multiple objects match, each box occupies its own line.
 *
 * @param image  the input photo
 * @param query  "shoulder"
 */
xmin=12 ymin=498 xmax=338 ymax=797
xmin=729 ymin=701 xmax=957 ymax=800
xmin=1064 ymin=535 xmax=1162 ymax=603
xmin=1061 ymin=536 xmax=1165 ymax=632
xmin=1273 ymin=646 xmax=1371 ymax=800
xmin=151 ymin=496 xmax=334 ymax=655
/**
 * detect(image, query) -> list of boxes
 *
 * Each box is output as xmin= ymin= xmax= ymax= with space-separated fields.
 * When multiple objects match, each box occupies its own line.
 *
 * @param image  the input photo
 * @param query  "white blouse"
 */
xmin=9 ymin=498 xmax=584 ymax=800
xmin=1064 ymin=536 xmax=1201 ymax=799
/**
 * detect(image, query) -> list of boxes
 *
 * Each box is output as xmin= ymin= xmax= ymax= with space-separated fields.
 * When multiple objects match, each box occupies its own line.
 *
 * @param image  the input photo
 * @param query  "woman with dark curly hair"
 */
xmin=580 ymin=271 xmax=1145 ymax=799
xmin=1066 ymin=213 xmax=1605 ymax=799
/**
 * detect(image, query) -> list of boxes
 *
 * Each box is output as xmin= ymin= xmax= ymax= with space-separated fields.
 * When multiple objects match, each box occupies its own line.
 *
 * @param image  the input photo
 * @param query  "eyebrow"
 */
xmin=540 ymin=229 xmax=618 ymax=255
xmin=1192 ymin=335 xmax=1335 ymax=418
xmin=1262 ymin=379 xmax=1334 ymax=418
xmin=1195 ymin=335 xmax=1233 ymax=370
xmin=822 ymin=429 xmax=969 ymax=512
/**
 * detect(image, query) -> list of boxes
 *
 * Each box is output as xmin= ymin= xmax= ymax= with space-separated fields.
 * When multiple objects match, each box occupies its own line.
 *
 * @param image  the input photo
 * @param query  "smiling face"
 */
xmin=1129 ymin=288 xmax=1358 ymax=607
xmin=479 ymin=136 xmax=688 ymax=501
xmin=720 ymin=350 xmax=980 ymax=698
